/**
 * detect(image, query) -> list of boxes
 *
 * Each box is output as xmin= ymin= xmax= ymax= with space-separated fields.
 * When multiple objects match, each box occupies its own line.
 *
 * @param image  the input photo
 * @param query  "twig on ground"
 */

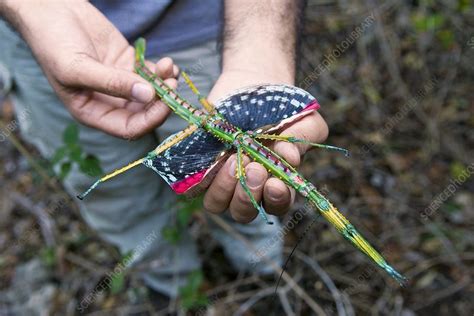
xmin=208 ymin=213 xmax=328 ymax=316
xmin=11 ymin=192 xmax=56 ymax=247
xmin=233 ymin=287 xmax=276 ymax=316
xmin=292 ymin=249 xmax=348 ymax=316
xmin=64 ymin=252 xmax=108 ymax=275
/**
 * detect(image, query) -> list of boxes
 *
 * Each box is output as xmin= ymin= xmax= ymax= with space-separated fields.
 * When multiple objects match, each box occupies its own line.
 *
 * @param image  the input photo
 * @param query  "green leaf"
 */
xmin=178 ymin=270 xmax=209 ymax=310
xmin=181 ymin=293 xmax=209 ymax=310
xmin=51 ymin=146 xmax=68 ymax=165
xmin=187 ymin=270 xmax=203 ymax=291
xmin=40 ymin=247 xmax=56 ymax=267
xmin=363 ymin=85 xmax=381 ymax=104
xmin=162 ymin=227 xmax=181 ymax=244
xmin=69 ymin=144 xmax=83 ymax=162
xmin=59 ymin=162 xmax=72 ymax=180
xmin=110 ymin=273 xmax=125 ymax=295
xmin=63 ymin=123 xmax=79 ymax=146
xmin=177 ymin=208 xmax=194 ymax=227
xmin=450 ymin=161 xmax=466 ymax=179
xmin=79 ymin=155 xmax=102 ymax=177
xmin=176 ymin=195 xmax=203 ymax=226
xmin=436 ymin=29 xmax=455 ymax=49
xmin=457 ymin=0 xmax=471 ymax=12
xmin=412 ymin=13 xmax=445 ymax=33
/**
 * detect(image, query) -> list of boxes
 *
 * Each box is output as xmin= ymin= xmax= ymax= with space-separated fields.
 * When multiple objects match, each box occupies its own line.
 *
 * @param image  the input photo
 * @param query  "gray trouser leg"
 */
xmin=0 ymin=21 xmax=282 ymax=298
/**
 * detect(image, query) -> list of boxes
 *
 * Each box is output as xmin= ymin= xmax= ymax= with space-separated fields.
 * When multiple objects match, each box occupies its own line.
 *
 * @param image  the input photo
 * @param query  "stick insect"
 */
xmin=78 ymin=38 xmax=406 ymax=285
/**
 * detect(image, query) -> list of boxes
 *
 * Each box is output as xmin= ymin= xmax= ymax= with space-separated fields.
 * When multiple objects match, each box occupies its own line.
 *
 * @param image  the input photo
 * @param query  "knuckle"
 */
xmin=56 ymin=56 xmax=86 ymax=86
xmin=319 ymin=118 xmax=329 ymax=141
xmin=203 ymin=195 xmax=225 ymax=213
xmin=266 ymin=188 xmax=288 ymax=205
xmin=313 ymin=112 xmax=329 ymax=141
xmin=55 ymin=67 xmax=76 ymax=86
xmin=214 ymin=189 xmax=233 ymax=205
xmin=276 ymin=143 xmax=300 ymax=166
xmin=105 ymin=76 xmax=128 ymax=96
xmin=237 ymin=190 xmax=255 ymax=207
xmin=246 ymin=162 xmax=266 ymax=174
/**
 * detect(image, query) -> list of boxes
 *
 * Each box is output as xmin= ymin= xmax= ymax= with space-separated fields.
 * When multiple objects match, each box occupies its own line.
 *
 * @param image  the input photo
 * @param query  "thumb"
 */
xmin=272 ymin=112 xmax=329 ymax=166
xmin=62 ymin=56 xmax=155 ymax=103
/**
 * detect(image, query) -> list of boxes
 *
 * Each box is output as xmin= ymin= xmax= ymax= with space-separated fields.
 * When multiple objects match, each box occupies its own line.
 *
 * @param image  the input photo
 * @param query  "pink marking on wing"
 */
xmin=264 ymin=100 xmax=321 ymax=135
xmin=302 ymin=100 xmax=320 ymax=112
xmin=171 ymin=169 xmax=208 ymax=194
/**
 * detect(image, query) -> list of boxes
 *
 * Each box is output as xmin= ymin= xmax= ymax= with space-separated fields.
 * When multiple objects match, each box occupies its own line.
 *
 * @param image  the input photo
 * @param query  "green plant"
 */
xmin=51 ymin=123 xmax=102 ymax=180
xmin=162 ymin=195 xmax=203 ymax=244
xmin=110 ymin=273 xmax=125 ymax=295
xmin=178 ymin=270 xmax=209 ymax=310
xmin=40 ymin=246 xmax=56 ymax=267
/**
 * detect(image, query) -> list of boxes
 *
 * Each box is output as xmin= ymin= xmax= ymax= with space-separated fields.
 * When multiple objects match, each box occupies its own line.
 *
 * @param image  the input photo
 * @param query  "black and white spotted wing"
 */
xmin=216 ymin=84 xmax=316 ymax=131
xmin=143 ymin=129 xmax=227 ymax=193
xmin=144 ymin=84 xmax=318 ymax=194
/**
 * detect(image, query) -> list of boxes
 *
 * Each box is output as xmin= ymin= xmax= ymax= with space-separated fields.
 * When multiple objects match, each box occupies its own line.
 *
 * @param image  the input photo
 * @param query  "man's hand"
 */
xmin=203 ymin=70 xmax=328 ymax=223
xmin=202 ymin=0 xmax=323 ymax=223
xmin=1 ymin=0 xmax=178 ymax=139
xmin=202 ymin=0 xmax=329 ymax=223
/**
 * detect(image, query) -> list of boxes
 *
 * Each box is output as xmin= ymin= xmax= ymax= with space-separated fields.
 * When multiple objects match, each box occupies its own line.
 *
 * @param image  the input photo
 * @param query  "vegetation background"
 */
xmin=0 ymin=0 xmax=472 ymax=315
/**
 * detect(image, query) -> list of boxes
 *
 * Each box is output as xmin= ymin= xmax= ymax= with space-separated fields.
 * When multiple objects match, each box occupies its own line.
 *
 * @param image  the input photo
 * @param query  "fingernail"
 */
xmin=131 ymin=83 xmax=154 ymax=103
xmin=246 ymin=168 xmax=264 ymax=189
xmin=268 ymin=187 xmax=283 ymax=202
xmin=227 ymin=157 xmax=237 ymax=178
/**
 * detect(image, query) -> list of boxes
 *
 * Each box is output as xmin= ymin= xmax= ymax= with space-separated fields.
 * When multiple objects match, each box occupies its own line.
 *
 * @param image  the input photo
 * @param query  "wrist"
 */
xmin=220 ymin=66 xmax=294 ymax=86
xmin=0 ymin=0 xmax=20 ymax=11
xmin=0 ymin=0 xmax=22 ymax=29
xmin=222 ymin=42 xmax=295 ymax=85
xmin=2 ymin=0 xmax=75 ymax=36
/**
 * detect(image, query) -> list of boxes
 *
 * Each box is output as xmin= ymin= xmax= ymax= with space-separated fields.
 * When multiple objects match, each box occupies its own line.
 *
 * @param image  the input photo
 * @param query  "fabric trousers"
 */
xmin=0 ymin=21 xmax=282 ymax=297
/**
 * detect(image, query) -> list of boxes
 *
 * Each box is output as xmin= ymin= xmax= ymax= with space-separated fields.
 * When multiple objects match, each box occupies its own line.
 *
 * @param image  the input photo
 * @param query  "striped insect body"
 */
xmin=77 ymin=38 xmax=407 ymax=286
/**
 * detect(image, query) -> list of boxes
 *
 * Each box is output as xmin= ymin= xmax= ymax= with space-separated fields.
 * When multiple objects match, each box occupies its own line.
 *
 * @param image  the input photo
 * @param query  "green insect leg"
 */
xmin=255 ymin=134 xmax=350 ymax=157
xmin=236 ymin=146 xmax=273 ymax=225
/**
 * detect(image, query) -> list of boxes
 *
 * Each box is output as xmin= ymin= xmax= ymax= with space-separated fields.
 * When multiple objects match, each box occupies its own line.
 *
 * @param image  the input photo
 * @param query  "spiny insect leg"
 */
xmin=236 ymin=146 xmax=273 ymax=225
xmin=77 ymin=158 xmax=144 ymax=200
xmin=77 ymin=125 xmax=198 ymax=200
xmin=310 ymin=190 xmax=407 ymax=285
xmin=181 ymin=71 xmax=215 ymax=113
xmin=255 ymin=134 xmax=350 ymax=157
xmin=150 ymin=124 xmax=198 ymax=157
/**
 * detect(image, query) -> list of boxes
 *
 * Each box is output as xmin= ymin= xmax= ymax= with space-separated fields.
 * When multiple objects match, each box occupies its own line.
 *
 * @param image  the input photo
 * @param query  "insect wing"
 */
xmin=215 ymin=84 xmax=320 ymax=131
xmin=144 ymin=129 xmax=228 ymax=195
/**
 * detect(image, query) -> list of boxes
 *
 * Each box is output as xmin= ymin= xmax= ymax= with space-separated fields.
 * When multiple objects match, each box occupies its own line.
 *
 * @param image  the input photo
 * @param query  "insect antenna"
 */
xmin=254 ymin=134 xmax=350 ymax=157
xmin=77 ymin=157 xmax=145 ymax=200
xmin=273 ymin=216 xmax=318 ymax=298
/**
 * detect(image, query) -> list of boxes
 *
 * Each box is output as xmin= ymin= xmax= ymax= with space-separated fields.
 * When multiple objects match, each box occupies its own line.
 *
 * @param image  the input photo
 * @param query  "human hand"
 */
xmin=203 ymin=70 xmax=329 ymax=223
xmin=6 ymin=0 xmax=178 ymax=139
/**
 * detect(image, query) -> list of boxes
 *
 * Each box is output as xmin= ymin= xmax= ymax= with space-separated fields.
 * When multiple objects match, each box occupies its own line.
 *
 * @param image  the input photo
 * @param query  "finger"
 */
xmin=229 ymin=162 xmax=268 ymax=223
xmin=71 ymin=78 xmax=177 ymax=139
xmin=62 ymin=54 xmax=155 ymax=104
xmin=155 ymin=57 xmax=175 ymax=79
xmin=204 ymin=154 xmax=248 ymax=214
xmin=263 ymin=178 xmax=293 ymax=216
xmin=273 ymin=111 xmax=329 ymax=167
xmin=173 ymin=65 xmax=179 ymax=78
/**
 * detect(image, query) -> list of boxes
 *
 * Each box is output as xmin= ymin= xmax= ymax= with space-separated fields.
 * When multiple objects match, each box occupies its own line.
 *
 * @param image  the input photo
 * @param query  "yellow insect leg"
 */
xmin=181 ymin=71 xmax=215 ymax=113
xmin=77 ymin=124 xmax=199 ymax=200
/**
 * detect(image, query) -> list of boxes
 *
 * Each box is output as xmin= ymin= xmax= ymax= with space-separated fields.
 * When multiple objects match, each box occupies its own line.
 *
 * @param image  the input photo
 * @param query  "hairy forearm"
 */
xmin=0 ymin=0 xmax=22 ymax=31
xmin=223 ymin=0 xmax=305 ymax=84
